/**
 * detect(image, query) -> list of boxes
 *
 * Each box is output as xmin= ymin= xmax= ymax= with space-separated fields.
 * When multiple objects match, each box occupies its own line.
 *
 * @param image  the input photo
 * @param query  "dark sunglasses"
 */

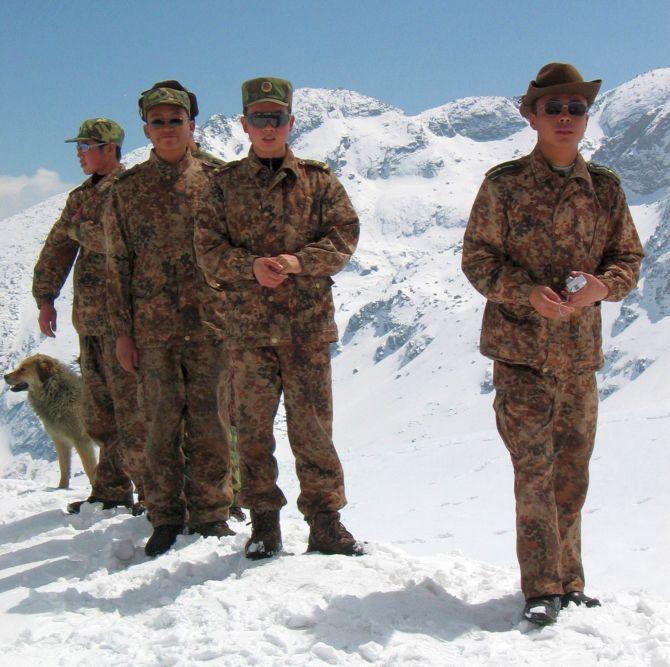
xmin=76 ymin=142 xmax=107 ymax=152
xmin=245 ymin=112 xmax=291 ymax=129
xmin=543 ymin=101 xmax=588 ymax=117
xmin=148 ymin=118 xmax=188 ymax=127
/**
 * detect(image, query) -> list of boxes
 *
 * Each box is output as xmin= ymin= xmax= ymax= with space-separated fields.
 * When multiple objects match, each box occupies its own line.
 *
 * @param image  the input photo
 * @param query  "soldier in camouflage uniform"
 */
xmin=195 ymin=77 xmax=363 ymax=559
xmin=103 ymin=84 xmax=234 ymax=557
xmin=32 ymin=119 xmax=145 ymax=514
xmin=143 ymin=79 xmax=245 ymax=521
xmin=462 ymin=63 xmax=644 ymax=625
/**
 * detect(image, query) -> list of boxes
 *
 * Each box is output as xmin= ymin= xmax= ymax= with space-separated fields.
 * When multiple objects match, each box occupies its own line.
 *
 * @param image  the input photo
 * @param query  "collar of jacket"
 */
xmin=530 ymin=145 xmax=594 ymax=193
xmin=246 ymin=145 xmax=299 ymax=180
xmin=149 ymin=147 xmax=194 ymax=179
xmin=79 ymin=164 xmax=125 ymax=192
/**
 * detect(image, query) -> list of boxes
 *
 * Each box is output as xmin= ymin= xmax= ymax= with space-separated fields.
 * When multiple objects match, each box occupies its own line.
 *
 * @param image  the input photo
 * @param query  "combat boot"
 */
xmin=244 ymin=510 xmax=282 ymax=560
xmin=131 ymin=501 xmax=146 ymax=517
xmin=144 ymin=524 xmax=183 ymax=557
xmin=67 ymin=496 xmax=133 ymax=514
xmin=229 ymin=506 xmax=247 ymax=522
xmin=307 ymin=511 xmax=364 ymax=556
xmin=189 ymin=521 xmax=236 ymax=538
xmin=522 ymin=595 xmax=561 ymax=625
xmin=561 ymin=591 xmax=601 ymax=608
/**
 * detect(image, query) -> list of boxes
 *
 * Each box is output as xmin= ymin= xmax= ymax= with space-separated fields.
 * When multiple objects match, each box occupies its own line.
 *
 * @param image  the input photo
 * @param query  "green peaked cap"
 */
xmin=139 ymin=87 xmax=191 ymax=120
xmin=65 ymin=118 xmax=125 ymax=146
xmin=242 ymin=77 xmax=293 ymax=111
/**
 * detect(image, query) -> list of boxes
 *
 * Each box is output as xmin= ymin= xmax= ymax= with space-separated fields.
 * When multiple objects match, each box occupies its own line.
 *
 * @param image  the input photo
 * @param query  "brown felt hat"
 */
xmin=520 ymin=63 xmax=601 ymax=118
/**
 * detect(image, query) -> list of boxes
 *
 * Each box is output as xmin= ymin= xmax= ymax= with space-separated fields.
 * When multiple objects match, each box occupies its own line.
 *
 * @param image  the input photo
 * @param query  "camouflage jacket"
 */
xmin=32 ymin=165 xmax=124 ymax=335
xmin=103 ymin=150 xmax=220 ymax=347
xmin=194 ymin=148 xmax=360 ymax=348
xmin=462 ymin=147 xmax=644 ymax=377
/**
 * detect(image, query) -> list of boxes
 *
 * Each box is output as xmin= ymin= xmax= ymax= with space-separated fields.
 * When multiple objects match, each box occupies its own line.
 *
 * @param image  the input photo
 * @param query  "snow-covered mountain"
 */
xmin=0 ymin=70 xmax=668 ymax=663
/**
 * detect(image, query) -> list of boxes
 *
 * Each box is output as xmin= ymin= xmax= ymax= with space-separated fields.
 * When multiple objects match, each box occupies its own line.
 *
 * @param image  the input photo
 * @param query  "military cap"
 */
xmin=64 ymin=118 xmax=124 ymax=146
xmin=139 ymin=86 xmax=191 ymax=120
xmin=520 ymin=63 xmax=601 ymax=118
xmin=142 ymin=80 xmax=199 ymax=119
xmin=242 ymin=77 xmax=293 ymax=111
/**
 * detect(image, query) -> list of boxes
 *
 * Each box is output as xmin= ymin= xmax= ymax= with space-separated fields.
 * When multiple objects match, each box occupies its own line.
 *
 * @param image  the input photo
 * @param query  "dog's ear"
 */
xmin=36 ymin=358 xmax=55 ymax=383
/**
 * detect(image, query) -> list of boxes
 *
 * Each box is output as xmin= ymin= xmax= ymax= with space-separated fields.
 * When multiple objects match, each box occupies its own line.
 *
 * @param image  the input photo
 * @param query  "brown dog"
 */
xmin=4 ymin=354 xmax=97 ymax=489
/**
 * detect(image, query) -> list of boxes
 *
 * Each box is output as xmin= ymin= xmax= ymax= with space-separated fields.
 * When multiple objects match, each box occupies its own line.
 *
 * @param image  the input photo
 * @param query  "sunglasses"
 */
xmin=76 ymin=142 xmax=107 ymax=152
xmin=542 ymin=101 xmax=588 ymax=117
xmin=245 ymin=112 xmax=291 ymax=129
xmin=147 ymin=118 xmax=188 ymax=127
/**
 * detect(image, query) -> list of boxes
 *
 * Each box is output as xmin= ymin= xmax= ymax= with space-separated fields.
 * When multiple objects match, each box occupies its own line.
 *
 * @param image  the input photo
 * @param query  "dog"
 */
xmin=4 ymin=354 xmax=97 ymax=489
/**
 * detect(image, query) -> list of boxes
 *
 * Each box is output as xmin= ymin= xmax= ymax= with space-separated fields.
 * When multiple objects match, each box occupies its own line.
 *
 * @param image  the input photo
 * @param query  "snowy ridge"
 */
xmin=0 ymin=71 xmax=669 ymax=663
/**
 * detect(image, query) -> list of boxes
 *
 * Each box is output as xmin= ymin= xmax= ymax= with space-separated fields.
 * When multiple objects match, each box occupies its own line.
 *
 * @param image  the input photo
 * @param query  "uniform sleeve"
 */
xmin=595 ymin=185 xmax=644 ymax=302
xmin=102 ymin=188 xmax=134 ymax=338
xmin=193 ymin=181 xmax=258 ymax=285
xmin=293 ymin=174 xmax=360 ymax=277
xmin=461 ymin=178 xmax=536 ymax=305
xmin=32 ymin=193 xmax=80 ymax=307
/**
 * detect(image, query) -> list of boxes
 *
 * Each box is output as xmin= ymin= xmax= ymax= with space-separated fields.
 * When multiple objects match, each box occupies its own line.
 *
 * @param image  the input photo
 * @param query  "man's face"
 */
xmin=77 ymin=141 xmax=116 ymax=175
xmin=529 ymin=93 xmax=589 ymax=153
xmin=241 ymin=101 xmax=294 ymax=159
xmin=144 ymin=104 xmax=194 ymax=154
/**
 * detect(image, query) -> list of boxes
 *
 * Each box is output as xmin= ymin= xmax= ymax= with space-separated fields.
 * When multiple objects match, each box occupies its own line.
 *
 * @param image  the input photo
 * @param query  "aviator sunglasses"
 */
xmin=76 ymin=142 xmax=107 ymax=152
xmin=245 ymin=111 xmax=291 ymax=129
xmin=542 ymin=100 xmax=588 ymax=116
xmin=148 ymin=118 xmax=188 ymax=127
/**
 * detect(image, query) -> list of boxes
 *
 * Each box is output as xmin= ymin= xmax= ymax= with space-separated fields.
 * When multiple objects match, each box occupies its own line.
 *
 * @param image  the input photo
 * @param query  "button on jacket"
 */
xmin=462 ymin=147 xmax=644 ymax=377
xmin=195 ymin=148 xmax=360 ymax=349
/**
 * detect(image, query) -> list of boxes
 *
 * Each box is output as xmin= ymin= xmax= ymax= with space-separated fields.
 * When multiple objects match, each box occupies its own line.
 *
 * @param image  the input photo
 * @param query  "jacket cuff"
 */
xmin=36 ymin=295 xmax=55 ymax=308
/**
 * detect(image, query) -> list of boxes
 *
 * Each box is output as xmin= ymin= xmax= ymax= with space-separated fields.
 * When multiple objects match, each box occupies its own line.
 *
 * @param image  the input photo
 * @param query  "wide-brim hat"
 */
xmin=520 ymin=63 xmax=601 ymax=118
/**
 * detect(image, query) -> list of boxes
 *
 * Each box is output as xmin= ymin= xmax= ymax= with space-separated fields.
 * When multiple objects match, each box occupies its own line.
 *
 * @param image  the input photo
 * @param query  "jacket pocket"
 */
xmin=204 ymin=283 xmax=267 ymax=339
xmin=290 ymin=276 xmax=336 ymax=335
xmin=480 ymin=301 xmax=546 ymax=366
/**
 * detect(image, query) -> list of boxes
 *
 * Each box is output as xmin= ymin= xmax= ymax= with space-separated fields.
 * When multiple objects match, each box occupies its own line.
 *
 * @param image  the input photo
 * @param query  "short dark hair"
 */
xmin=115 ymin=145 xmax=122 ymax=160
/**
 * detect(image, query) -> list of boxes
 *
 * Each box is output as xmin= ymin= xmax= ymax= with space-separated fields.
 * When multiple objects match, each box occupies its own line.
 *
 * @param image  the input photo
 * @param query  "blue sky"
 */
xmin=0 ymin=0 xmax=667 ymax=215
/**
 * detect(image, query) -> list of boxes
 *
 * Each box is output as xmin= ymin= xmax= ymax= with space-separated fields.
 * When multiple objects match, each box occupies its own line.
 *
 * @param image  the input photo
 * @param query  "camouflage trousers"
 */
xmin=138 ymin=339 xmax=232 ymax=527
xmin=493 ymin=361 xmax=598 ymax=599
xmin=79 ymin=335 xmax=145 ymax=502
xmin=220 ymin=343 xmax=346 ymax=519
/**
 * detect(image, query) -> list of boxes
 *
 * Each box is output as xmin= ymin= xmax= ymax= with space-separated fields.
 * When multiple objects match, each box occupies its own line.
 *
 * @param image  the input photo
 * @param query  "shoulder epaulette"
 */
xmin=204 ymin=156 xmax=228 ymax=168
xmin=115 ymin=163 xmax=143 ymax=181
xmin=70 ymin=181 xmax=88 ymax=194
xmin=486 ymin=159 xmax=524 ymax=181
xmin=587 ymin=162 xmax=621 ymax=184
xmin=214 ymin=159 xmax=243 ymax=174
xmin=192 ymin=150 xmax=227 ymax=168
xmin=298 ymin=159 xmax=330 ymax=172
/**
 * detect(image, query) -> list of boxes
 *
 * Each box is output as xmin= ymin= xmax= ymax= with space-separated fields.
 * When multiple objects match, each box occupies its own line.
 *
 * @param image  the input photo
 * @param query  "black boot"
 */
xmin=188 ymin=521 xmax=235 ymax=538
xmin=229 ymin=506 xmax=247 ymax=522
xmin=131 ymin=501 xmax=146 ymax=516
xmin=67 ymin=496 xmax=132 ymax=514
xmin=307 ymin=511 xmax=364 ymax=556
xmin=523 ymin=595 xmax=561 ymax=625
xmin=244 ymin=510 xmax=282 ymax=560
xmin=145 ymin=524 xmax=183 ymax=557
xmin=561 ymin=591 xmax=601 ymax=608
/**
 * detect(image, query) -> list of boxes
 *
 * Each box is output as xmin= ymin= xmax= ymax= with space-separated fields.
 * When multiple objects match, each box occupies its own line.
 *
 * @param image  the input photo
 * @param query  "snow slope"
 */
xmin=0 ymin=70 xmax=669 ymax=664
